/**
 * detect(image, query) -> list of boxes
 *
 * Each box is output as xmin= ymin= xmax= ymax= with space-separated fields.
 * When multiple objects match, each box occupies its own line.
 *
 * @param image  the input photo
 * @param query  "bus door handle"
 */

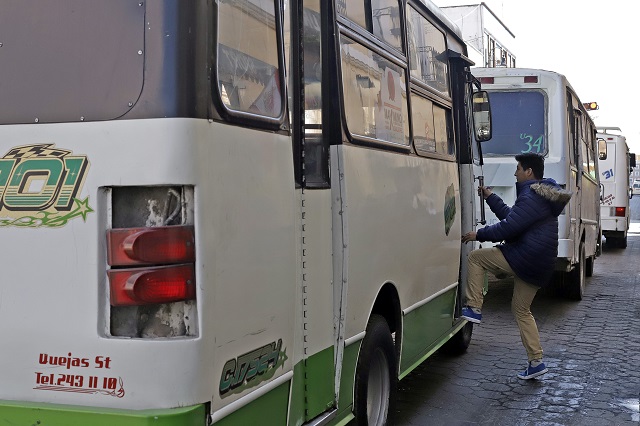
xmin=476 ymin=176 xmax=487 ymax=225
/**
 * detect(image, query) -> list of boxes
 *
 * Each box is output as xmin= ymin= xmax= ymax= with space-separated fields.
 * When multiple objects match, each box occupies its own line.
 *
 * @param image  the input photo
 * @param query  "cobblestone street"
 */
xmin=395 ymin=214 xmax=640 ymax=424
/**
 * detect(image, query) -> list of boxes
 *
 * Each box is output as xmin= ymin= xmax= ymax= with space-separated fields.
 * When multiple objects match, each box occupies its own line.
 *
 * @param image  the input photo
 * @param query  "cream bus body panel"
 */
xmin=0 ymin=118 xmax=297 ymax=412
xmin=299 ymin=189 xmax=335 ymax=357
xmin=336 ymin=145 xmax=461 ymax=340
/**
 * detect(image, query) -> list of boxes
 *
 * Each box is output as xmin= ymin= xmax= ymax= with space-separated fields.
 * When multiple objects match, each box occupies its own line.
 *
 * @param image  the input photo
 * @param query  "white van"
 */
xmin=597 ymin=127 xmax=636 ymax=248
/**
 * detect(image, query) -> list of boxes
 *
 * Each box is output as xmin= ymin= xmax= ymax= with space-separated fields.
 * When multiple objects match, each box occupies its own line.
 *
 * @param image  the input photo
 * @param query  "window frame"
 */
xmin=211 ymin=0 xmax=288 ymax=131
xmin=337 ymin=27 xmax=411 ymax=150
xmin=334 ymin=0 xmax=460 ymax=159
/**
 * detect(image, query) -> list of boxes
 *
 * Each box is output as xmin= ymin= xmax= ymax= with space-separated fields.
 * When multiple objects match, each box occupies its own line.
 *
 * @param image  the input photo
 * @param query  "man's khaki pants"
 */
xmin=466 ymin=247 xmax=543 ymax=362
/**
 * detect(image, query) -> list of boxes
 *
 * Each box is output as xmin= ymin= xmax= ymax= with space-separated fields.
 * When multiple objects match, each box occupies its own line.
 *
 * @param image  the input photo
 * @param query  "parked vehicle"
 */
xmin=472 ymin=67 xmax=602 ymax=300
xmin=0 ymin=1 xmax=492 ymax=425
xmin=597 ymin=127 xmax=636 ymax=248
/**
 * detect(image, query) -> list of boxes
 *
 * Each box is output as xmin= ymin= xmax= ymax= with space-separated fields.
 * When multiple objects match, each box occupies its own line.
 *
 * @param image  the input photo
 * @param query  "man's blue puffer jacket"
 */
xmin=476 ymin=178 xmax=572 ymax=287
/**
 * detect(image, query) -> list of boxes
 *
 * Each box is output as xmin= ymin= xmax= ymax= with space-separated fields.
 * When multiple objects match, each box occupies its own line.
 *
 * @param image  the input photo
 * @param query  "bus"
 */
xmin=0 ymin=1 xmax=491 ymax=425
xmin=472 ymin=67 xmax=601 ymax=300
xmin=597 ymin=127 xmax=635 ymax=248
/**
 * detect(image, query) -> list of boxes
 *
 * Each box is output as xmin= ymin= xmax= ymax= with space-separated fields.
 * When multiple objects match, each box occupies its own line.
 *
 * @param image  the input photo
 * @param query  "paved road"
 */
xmin=394 ymin=198 xmax=640 ymax=425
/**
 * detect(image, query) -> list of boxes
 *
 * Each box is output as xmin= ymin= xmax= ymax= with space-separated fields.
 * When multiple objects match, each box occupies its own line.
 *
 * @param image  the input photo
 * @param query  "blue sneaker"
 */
xmin=461 ymin=306 xmax=482 ymax=323
xmin=517 ymin=362 xmax=548 ymax=380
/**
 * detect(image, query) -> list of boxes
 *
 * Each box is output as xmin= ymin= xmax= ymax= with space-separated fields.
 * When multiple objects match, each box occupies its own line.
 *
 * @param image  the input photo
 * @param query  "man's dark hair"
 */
xmin=515 ymin=153 xmax=544 ymax=180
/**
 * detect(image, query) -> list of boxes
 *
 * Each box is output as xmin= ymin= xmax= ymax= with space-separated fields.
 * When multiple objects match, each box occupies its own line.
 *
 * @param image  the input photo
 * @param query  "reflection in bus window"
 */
xmin=336 ymin=0 xmax=402 ymax=51
xmin=406 ymin=6 xmax=449 ymax=96
xmin=482 ymin=91 xmax=545 ymax=156
xmin=433 ymin=103 xmax=453 ymax=155
xmin=303 ymin=3 xmax=322 ymax=126
xmin=217 ymin=0 xmax=282 ymax=118
xmin=586 ymin=124 xmax=597 ymax=179
xmin=340 ymin=36 xmax=409 ymax=145
xmin=371 ymin=0 xmax=402 ymax=51
xmin=411 ymin=94 xmax=436 ymax=154
xmin=337 ymin=0 xmax=367 ymax=29
xmin=412 ymin=94 xmax=453 ymax=157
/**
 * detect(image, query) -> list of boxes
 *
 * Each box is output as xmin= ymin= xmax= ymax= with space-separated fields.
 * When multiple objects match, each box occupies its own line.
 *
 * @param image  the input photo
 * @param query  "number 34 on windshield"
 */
xmin=520 ymin=133 xmax=543 ymax=153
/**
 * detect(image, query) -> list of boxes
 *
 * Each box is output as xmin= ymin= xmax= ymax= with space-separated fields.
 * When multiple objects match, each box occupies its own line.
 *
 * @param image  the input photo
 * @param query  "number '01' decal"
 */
xmin=0 ymin=144 xmax=92 ymax=228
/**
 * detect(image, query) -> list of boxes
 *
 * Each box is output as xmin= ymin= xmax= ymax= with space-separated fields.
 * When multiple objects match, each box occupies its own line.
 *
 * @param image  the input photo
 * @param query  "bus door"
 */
xmin=288 ymin=0 xmax=337 ymax=422
xmin=450 ymin=53 xmax=486 ymax=306
xmin=568 ymin=92 xmax=583 ymax=263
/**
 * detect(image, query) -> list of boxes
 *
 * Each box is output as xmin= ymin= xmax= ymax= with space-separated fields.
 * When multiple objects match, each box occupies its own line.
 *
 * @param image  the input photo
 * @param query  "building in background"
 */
xmin=440 ymin=2 xmax=516 ymax=68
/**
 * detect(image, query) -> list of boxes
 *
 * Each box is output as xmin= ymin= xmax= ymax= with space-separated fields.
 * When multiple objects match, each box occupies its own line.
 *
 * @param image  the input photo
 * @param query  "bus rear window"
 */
xmin=216 ymin=0 xmax=283 ymax=119
xmin=0 ymin=0 xmax=144 ymax=125
xmin=482 ymin=91 xmax=546 ymax=156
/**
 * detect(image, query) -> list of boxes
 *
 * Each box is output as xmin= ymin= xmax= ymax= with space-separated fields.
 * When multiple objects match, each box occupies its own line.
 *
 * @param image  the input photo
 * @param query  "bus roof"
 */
xmin=414 ymin=0 xmax=465 ymax=41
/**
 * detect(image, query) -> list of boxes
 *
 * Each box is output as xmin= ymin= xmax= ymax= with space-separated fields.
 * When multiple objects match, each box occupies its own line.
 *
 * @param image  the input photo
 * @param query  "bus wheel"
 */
xmin=619 ymin=236 xmax=628 ymax=249
xmin=354 ymin=314 xmax=397 ymax=426
xmin=439 ymin=322 xmax=473 ymax=355
xmin=567 ymin=243 xmax=585 ymax=300
xmin=585 ymin=256 xmax=594 ymax=277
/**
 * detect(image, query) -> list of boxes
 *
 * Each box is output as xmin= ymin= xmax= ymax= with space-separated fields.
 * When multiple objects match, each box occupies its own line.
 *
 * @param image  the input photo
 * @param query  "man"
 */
xmin=461 ymin=153 xmax=572 ymax=379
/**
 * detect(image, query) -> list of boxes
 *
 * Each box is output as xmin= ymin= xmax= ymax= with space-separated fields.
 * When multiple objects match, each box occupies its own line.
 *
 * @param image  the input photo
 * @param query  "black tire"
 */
xmin=607 ymin=236 xmax=627 ymax=249
xmin=619 ymin=236 xmax=628 ymax=249
xmin=567 ymin=243 xmax=585 ymax=300
xmin=585 ymin=256 xmax=594 ymax=277
xmin=439 ymin=322 xmax=473 ymax=356
xmin=354 ymin=315 xmax=397 ymax=426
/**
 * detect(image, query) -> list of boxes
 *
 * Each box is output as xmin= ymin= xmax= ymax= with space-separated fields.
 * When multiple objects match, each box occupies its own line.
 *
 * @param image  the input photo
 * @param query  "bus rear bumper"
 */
xmin=601 ymin=217 xmax=628 ymax=233
xmin=0 ymin=400 xmax=207 ymax=426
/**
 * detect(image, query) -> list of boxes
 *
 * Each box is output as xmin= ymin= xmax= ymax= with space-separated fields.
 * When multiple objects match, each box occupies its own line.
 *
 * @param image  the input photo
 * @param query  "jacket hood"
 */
xmin=530 ymin=178 xmax=572 ymax=216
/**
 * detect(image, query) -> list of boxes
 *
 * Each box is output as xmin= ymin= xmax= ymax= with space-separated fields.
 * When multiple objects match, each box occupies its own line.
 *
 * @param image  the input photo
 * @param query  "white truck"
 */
xmin=597 ymin=127 xmax=636 ymax=248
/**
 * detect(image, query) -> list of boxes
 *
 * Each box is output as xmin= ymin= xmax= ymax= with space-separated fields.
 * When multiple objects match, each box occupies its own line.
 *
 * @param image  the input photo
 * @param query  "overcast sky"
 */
xmin=433 ymin=0 xmax=640 ymax=153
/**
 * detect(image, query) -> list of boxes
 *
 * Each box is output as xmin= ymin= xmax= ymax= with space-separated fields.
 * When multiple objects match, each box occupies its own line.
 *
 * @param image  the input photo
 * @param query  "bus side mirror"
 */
xmin=598 ymin=138 xmax=607 ymax=160
xmin=472 ymin=91 xmax=492 ymax=142
xmin=630 ymin=153 xmax=636 ymax=169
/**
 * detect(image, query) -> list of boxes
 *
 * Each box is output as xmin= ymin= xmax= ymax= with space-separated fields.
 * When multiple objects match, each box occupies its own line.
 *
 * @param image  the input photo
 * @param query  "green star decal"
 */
xmin=73 ymin=196 xmax=94 ymax=222
xmin=0 ymin=196 xmax=94 ymax=228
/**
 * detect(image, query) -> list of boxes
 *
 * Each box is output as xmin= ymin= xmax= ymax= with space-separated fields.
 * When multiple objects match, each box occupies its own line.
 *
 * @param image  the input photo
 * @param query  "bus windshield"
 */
xmin=482 ymin=91 xmax=545 ymax=156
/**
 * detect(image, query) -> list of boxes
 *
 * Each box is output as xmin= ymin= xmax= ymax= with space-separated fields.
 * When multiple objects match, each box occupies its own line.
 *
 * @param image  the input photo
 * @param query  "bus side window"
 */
xmin=339 ymin=35 xmax=409 ymax=146
xmin=406 ymin=6 xmax=450 ymax=97
xmin=587 ymin=123 xmax=597 ymax=179
xmin=411 ymin=93 xmax=454 ymax=158
xmin=411 ymin=93 xmax=437 ymax=154
xmin=216 ymin=0 xmax=283 ymax=119
xmin=338 ymin=0 xmax=403 ymax=52
xmin=580 ymin=117 xmax=589 ymax=176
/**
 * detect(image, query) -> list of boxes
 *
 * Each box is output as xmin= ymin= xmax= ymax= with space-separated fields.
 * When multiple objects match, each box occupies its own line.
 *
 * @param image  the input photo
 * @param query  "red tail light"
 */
xmin=615 ymin=207 xmax=625 ymax=217
xmin=107 ymin=225 xmax=195 ymax=266
xmin=524 ymin=76 xmax=538 ymax=83
xmin=109 ymin=264 xmax=195 ymax=306
xmin=479 ymin=77 xmax=494 ymax=84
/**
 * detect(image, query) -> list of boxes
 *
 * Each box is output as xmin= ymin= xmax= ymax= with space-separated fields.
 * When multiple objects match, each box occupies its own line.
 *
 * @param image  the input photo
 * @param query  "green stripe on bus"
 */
xmin=213 ymin=380 xmax=289 ymax=425
xmin=0 ymin=401 xmax=206 ymax=426
xmin=304 ymin=346 xmax=335 ymax=419
xmin=399 ymin=287 xmax=458 ymax=377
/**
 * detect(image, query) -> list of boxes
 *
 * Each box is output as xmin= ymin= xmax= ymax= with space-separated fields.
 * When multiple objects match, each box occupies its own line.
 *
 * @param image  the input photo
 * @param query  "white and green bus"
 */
xmin=0 ymin=1 xmax=491 ymax=425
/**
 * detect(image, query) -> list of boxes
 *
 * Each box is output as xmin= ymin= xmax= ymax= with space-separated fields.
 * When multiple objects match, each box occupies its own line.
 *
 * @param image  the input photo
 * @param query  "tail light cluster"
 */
xmin=107 ymin=226 xmax=196 ymax=305
xmin=614 ymin=207 xmax=626 ymax=217
xmin=107 ymin=186 xmax=196 ymax=338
